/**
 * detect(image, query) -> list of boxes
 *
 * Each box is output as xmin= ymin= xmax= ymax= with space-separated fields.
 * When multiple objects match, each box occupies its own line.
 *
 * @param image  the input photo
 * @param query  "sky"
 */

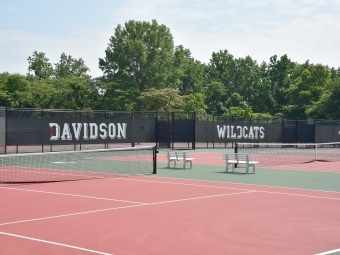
xmin=0 ymin=0 xmax=339 ymax=78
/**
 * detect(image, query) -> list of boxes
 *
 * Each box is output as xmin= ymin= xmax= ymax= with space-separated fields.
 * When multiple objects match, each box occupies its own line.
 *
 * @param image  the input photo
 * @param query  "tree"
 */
xmin=27 ymin=51 xmax=54 ymax=79
xmin=224 ymin=106 xmax=253 ymax=117
xmin=99 ymin=20 xmax=176 ymax=93
xmin=94 ymin=77 xmax=138 ymax=111
xmin=183 ymin=93 xmax=207 ymax=114
xmin=255 ymin=62 xmax=275 ymax=113
xmin=225 ymin=92 xmax=247 ymax=109
xmin=54 ymin=53 xmax=90 ymax=78
xmin=30 ymin=79 xmax=57 ymax=108
xmin=267 ymin=54 xmax=296 ymax=114
xmin=204 ymin=81 xmax=227 ymax=114
xmin=232 ymin=56 xmax=273 ymax=113
xmin=306 ymin=78 xmax=340 ymax=119
xmin=329 ymin=67 xmax=340 ymax=80
xmin=285 ymin=64 xmax=330 ymax=117
xmin=0 ymin=73 xmax=10 ymax=106
xmin=173 ymin=45 xmax=205 ymax=95
xmin=137 ymin=88 xmax=185 ymax=112
xmin=0 ymin=73 xmax=32 ymax=107
xmin=206 ymin=50 xmax=236 ymax=95
xmin=32 ymin=76 xmax=97 ymax=110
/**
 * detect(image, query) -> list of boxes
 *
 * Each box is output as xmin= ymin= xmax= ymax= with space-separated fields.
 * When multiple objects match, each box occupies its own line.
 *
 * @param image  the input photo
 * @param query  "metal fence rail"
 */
xmin=1 ymin=107 xmax=339 ymax=154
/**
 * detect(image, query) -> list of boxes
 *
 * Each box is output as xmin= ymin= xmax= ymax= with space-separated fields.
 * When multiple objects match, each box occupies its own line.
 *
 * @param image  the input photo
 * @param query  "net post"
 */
xmin=234 ymin=143 xmax=238 ymax=168
xmin=315 ymin=143 xmax=318 ymax=161
xmin=153 ymin=146 xmax=158 ymax=174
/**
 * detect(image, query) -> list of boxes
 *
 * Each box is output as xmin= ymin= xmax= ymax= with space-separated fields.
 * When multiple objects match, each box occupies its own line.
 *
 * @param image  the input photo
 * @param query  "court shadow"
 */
xmin=161 ymin=167 xmax=193 ymax=171
xmin=214 ymin=171 xmax=251 ymax=175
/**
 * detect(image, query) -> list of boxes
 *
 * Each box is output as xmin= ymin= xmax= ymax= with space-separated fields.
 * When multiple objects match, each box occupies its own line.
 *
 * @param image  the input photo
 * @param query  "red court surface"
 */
xmin=1 ymin=176 xmax=340 ymax=255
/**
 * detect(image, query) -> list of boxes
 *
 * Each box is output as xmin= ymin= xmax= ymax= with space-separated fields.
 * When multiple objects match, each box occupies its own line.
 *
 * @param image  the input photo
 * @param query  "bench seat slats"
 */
xmin=222 ymin=153 xmax=258 ymax=173
xmin=166 ymin=151 xmax=195 ymax=169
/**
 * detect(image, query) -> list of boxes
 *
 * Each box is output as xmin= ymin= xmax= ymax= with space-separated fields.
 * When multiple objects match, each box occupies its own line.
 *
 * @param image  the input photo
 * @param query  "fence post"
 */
xmin=234 ymin=143 xmax=238 ymax=168
xmin=42 ymin=109 xmax=44 ymax=153
xmin=131 ymin=112 xmax=135 ymax=147
xmin=192 ymin=112 xmax=196 ymax=150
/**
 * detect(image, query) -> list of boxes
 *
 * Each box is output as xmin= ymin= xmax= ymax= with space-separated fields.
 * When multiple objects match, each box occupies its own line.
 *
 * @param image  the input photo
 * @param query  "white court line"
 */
xmin=257 ymin=191 xmax=340 ymax=201
xmin=315 ymin=248 xmax=340 ymax=255
xmin=0 ymin=191 xmax=254 ymax=226
xmin=3 ymin=176 xmax=340 ymax=204
xmin=122 ymin=177 xmax=340 ymax=201
xmin=0 ymin=187 xmax=146 ymax=205
xmin=116 ymin=177 xmax=254 ymax=192
xmin=0 ymin=231 xmax=113 ymax=255
xmin=134 ymin=174 xmax=340 ymax=195
xmin=150 ymin=190 xmax=255 ymax=205
xmin=0 ymin=204 xmax=144 ymax=226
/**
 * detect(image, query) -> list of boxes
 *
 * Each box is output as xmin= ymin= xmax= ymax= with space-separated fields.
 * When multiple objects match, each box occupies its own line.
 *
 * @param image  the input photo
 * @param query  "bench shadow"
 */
xmin=161 ymin=167 xmax=193 ymax=170
xmin=214 ymin=171 xmax=254 ymax=175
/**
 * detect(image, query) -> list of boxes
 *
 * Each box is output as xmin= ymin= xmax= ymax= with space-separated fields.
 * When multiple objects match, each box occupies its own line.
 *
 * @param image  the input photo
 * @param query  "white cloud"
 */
xmin=1 ymin=0 xmax=340 ymax=78
xmin=0 ymin=29 xmax=111 ymax=77
xmin=169 ymin=0 xmax=340 ymax=67
xmin=276 ymin=0 xmax=329 ymax=16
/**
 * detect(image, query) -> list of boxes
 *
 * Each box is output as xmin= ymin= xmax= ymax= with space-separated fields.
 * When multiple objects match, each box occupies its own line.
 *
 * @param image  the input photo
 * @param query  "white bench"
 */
xmin=222 ymin=153 xmax=258 ymax=173
xmin=222 ymin=153 xmax=238 ymax=172
xmin=165 ymin=151 xmax=195 ymax=168
xmin=176 ymin=152 xmax=195 ymax=169
xmin=165 ymin=151 xmax=178 ymax=168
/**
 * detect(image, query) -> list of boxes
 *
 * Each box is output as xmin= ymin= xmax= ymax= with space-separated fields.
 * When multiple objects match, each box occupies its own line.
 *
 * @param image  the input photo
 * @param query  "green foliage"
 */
xmin=205 ymin=81 xmax=227 ymax=114
xmin=54 ymin=53 xmax=90 ymax=78
xmin=99 ymin=20 xmax=176 ymax=92
xmin=1 ymin=19 xmax=340 ymax=121
xmin=137 ymin=88 xmax=185 ymax=112
xmin=306 ymin=78 xmax=340 ymax=119
xmin=27 ymin=51 xmax=54 ymax=79
xmin=183 ymin=93 xmax=207 ymax=114
xmin=0 ymin=73 xmax=32 ymax=107
xmin=225 ymin=92 xmax=247 ymax=109
xmin=174 ymin=45 xmax=205 ymax=95
xmin=224 ymin=106 xmax=253 ymax=117
xmin=30 ymin=79 xmax=57 ymax=108
xmin=285 ymin=64 xmax=330 ymax=117
xmin=26 ymin=76 xmax=96 ymax=110
xmin=49 ymin=77 xmax=97 ymax=110
xmin=267 ymin=54 xmax=296 ymax=113
xmin=94 ymin=77 xmax=138 ymax=111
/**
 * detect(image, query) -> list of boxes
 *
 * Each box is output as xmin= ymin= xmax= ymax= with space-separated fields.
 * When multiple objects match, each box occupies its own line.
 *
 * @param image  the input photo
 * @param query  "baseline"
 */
xmin=0 ymin=231 xmax=112 ymax=255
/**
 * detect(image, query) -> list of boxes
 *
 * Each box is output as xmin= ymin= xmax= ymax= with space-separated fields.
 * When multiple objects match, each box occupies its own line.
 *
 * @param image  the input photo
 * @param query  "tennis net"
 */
xmin=236 ymin=142 xmax=340 ymax=166
xmin=0 ymin=146 xmax=156 ymax=183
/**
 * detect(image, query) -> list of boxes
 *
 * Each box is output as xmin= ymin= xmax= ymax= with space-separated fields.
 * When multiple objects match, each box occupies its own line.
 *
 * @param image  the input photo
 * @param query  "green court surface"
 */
xmin=156 ymin=149 xmax=340 ymax=193
xmin=316 ymin=251 xmax=340 ymax=255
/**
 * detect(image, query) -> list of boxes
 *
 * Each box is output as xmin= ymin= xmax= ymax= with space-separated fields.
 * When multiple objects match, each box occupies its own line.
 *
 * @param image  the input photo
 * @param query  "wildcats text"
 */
xmin=217 ymin=125 xmax=265 ymax=140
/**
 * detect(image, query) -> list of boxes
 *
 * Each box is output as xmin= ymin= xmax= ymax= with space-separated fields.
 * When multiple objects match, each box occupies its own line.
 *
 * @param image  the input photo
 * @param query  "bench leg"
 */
xmin=226 ymin=163 xmax=234 ymax=172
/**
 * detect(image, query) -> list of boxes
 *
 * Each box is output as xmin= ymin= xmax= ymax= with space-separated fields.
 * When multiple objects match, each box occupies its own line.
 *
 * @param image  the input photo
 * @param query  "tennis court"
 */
xmin=1 ymin=145 xmax=340 ymax=255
